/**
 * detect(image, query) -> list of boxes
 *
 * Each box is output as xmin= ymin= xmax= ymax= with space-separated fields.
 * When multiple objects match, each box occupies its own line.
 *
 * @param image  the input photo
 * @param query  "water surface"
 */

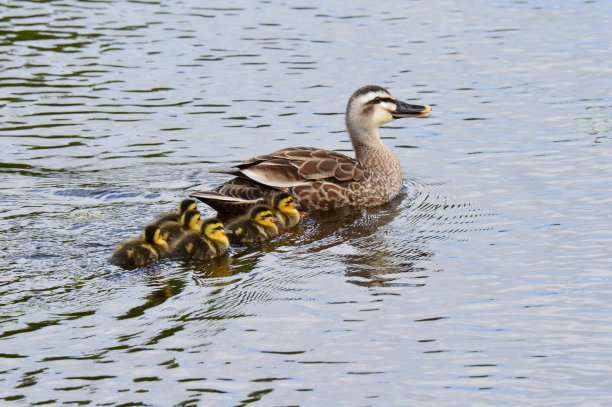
xmin=1 ymin=0 xmax=611 ymax=405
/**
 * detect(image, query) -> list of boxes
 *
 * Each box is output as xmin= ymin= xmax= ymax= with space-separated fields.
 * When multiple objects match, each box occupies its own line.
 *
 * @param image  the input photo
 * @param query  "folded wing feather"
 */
xmin=228 ymin=147 xmax=364 ymax=187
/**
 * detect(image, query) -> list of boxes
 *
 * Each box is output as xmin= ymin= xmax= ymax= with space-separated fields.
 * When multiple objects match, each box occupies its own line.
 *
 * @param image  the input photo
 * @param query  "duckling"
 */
xmin=158 ymin=209 xmax=202 ymax=245
xmin=271 ymin=192 xmax=300 ymax=231
xmin=168 ymin=218 xmax=229 ymax=261
xmin=109 ymin=225 xmax=169 ymax=269
xmin=227 ymin=205 xmax=279 ymax=244
xmin=151 ymin=198 xmax=198 ymax=226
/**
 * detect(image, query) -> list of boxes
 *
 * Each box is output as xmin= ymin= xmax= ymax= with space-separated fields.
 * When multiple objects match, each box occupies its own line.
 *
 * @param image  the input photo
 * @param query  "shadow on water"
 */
xmin=259 ymin=177 xmax=494 ymax=289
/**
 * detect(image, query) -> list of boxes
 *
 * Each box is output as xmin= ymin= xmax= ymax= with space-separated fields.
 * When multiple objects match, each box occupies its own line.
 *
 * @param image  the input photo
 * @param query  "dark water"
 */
xmin=1 ymin=0 xmax=611 ymax=405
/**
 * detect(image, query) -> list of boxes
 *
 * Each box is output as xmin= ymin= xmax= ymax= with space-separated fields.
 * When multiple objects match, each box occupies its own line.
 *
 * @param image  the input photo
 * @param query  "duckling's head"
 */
xmin=345 ymin=85 xmax=432 ymax=142
xmin=201 ymin=218 xmax=228 ymax=244
xmin=143 ymin=225 xmax=168 ymax=249
xmin=178 ymin=198 xmax=197 ymax=215
xmin=181 ymin=209 xmax=202 ymax=231
xmin=272 ymin=192 xmax=299 ymax=216
xmin=250 ymin=205 xmax=278 ymax=228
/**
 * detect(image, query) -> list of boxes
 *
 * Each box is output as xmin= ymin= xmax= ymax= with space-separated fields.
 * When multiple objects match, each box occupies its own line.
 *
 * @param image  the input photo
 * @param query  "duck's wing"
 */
xmin=192 ymin=147 xmax=365 ymax=214
xmin=169 ymin=233 xmax=207 ymax=260
xmin=226 ymin=219 xmax=253 ymax=244
xmin=190 ymin=179 xmax=269 ymax=217
xmin=134 ymin=245 xmax=158 ymax=266
xmin=158 ymin=221 xmax=184 ymax=244
xmin=215 ymin=147 xmax=365 ymax=188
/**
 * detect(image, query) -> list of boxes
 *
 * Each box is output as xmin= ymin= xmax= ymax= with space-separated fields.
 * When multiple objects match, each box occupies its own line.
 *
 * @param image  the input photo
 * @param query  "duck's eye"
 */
xmin=373 ymin=97 xmax=381 ymax=104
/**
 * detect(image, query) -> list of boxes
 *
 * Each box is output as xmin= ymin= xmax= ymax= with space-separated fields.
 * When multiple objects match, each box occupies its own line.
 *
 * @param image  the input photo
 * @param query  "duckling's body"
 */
xmin=190 ymin=85 xmax=431 ymax=213
xmin=227 ymin=206 xmax=279 ymax=244
xmin=159 ymin=209 xmax=202 ymax=245
xmin=151 ymin=199 xmax=198 ymax=226
xmin=169 ymin=218 xmax=229 ymax=261
xmin=110 ymin=225 xmax=169 ymax=269
xmin=271 ymin=192 xmax=300 ymax=231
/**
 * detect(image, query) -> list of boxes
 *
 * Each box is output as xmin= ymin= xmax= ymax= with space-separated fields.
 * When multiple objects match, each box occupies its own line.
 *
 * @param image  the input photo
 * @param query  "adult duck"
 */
xmin=191 ymin=85 xmax=431 ymax=213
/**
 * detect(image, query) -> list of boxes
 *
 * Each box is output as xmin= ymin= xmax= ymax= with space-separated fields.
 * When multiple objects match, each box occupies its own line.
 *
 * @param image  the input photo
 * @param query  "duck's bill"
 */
xmin=393 ymin=101 xmax=432 ymax=118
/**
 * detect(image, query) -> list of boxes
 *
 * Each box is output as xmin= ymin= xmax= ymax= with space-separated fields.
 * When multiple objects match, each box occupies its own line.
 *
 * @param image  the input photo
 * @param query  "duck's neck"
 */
xmin=350 ymin=128 xmax=398 ymax=168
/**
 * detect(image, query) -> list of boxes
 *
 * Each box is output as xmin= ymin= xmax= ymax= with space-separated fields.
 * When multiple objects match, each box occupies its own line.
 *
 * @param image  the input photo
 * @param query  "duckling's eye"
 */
xmin=373 ymin=97 xmax=381 ymax=104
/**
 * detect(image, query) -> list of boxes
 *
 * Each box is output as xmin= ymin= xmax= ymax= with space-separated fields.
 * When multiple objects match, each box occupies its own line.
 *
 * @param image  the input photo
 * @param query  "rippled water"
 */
xmin=1 ymin=0 xmax=611 ymax=405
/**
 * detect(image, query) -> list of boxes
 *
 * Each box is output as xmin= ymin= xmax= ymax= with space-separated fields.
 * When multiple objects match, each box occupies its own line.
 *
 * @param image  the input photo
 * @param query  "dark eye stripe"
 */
xmin=367 ymin=97 xmax=395 ymax=105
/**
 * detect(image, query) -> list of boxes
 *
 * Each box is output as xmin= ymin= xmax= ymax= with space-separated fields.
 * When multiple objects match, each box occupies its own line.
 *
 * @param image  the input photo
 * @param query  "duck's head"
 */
xmin=272 ymin=192 xmax=300 ymax=216
xmin=345 ymin=85 xmax=432 ymax=141
xmin=250 ymin=205 xmax=278 ymax=229
xmin=143 ymin=225 xmax=168 ymax=249
xmin=178 ymin=198 xmax=197 ymax=215
xmin=201 ymin=218 xmax=229 ymax=245
xmin=181 ymin=209 xmax=202 ymax=231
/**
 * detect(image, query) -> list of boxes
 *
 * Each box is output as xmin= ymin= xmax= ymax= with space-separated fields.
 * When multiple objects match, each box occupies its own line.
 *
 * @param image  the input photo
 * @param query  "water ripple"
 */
xmin=1 ymin=0 xmax=611 ymax=405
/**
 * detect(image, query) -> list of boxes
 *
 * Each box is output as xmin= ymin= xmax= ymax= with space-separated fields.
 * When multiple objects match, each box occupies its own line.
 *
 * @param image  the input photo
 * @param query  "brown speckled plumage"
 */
xmin=190 ymin=85 xmax=431 ymax=213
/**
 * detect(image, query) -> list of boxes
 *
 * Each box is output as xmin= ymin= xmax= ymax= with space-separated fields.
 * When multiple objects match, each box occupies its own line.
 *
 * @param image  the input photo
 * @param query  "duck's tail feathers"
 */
xmin=209 ymin=166 xmax=241 ymax=176
xmin=189 ymin=190 xmax=264 ymax=218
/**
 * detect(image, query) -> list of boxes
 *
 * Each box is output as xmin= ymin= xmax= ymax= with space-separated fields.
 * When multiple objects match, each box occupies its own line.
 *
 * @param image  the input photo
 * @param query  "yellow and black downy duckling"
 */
xmin=168 ymin=218 xmax=229 ymax=261
xmin=159 ymin=209 xmax=202 ymax=245
xmin=271 ymin=192 xmax=301 ymax=231
xmin=226 ymin=205 xmax=279 ymax=244
xmin=109 ymin=225 xmax=169 ymax=269
xmin=151 ymin=198 xmax=198 ymax=226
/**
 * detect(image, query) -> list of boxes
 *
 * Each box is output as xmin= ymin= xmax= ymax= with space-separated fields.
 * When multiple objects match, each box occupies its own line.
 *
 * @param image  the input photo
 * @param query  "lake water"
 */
xmin=1 ymin=0 xmax=611 ymax=405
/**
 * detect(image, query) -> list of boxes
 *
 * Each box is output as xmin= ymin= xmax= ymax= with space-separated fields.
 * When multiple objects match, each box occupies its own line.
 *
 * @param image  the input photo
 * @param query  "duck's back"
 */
xmin=169 ymin=232 xmax=212 ymax=260
xmin=227 ymin=220 xmax=263 ymax=244
xmin=158 ymin=221 xmax=184 ymax=244
xmin=110 ymin=240 xmax=157 ymax=268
